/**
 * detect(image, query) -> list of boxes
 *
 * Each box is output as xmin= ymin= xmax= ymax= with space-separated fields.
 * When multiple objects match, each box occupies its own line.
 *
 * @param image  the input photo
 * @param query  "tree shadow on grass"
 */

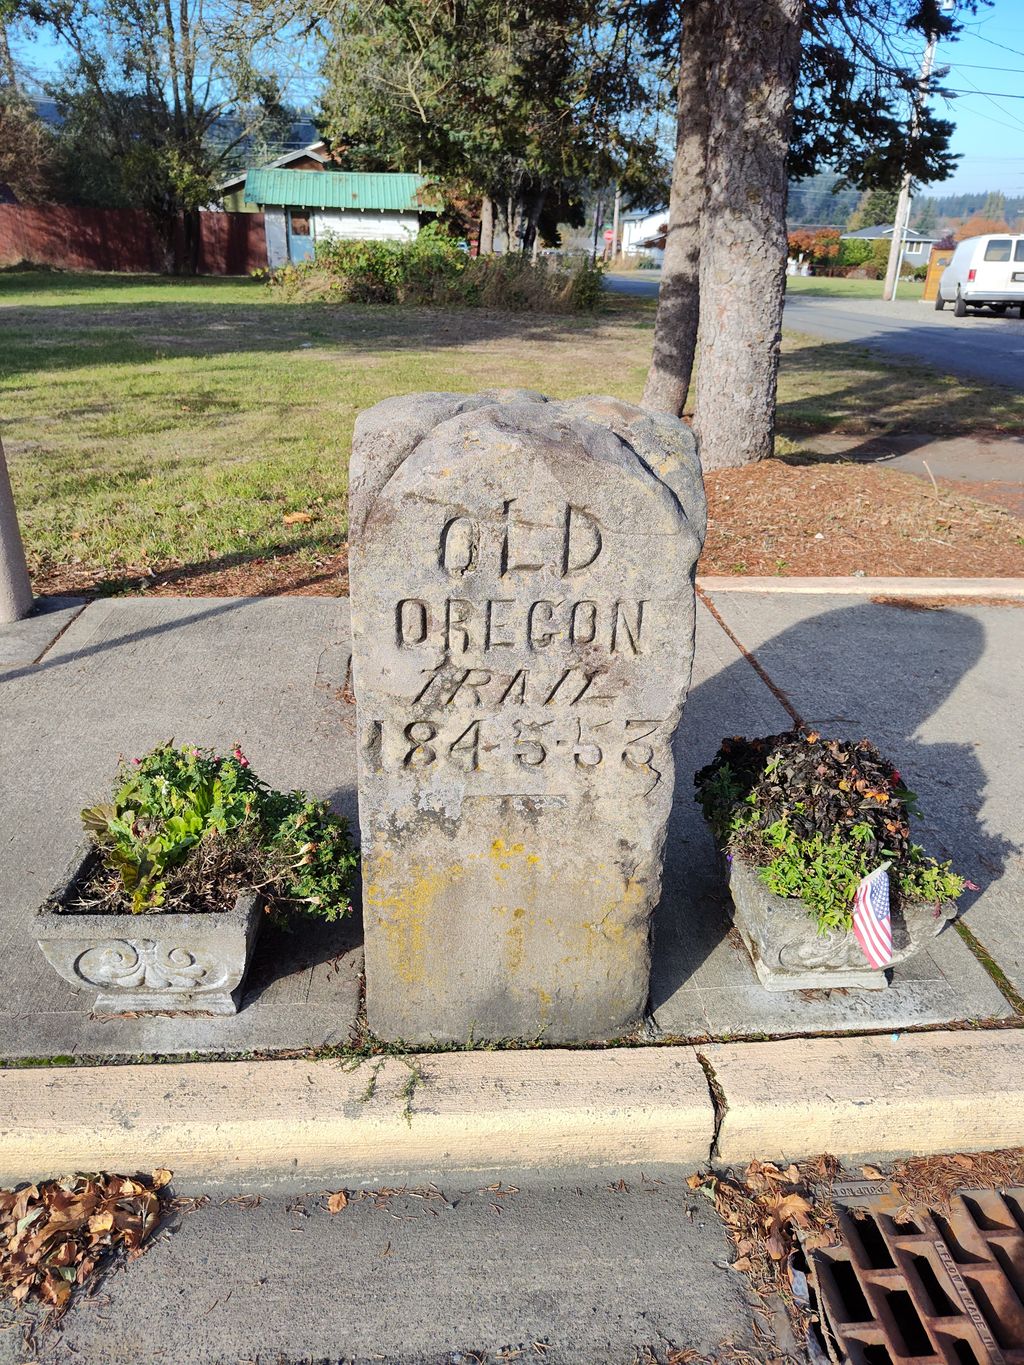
xmin=775 ymin=334 xmax=1024 ymax=438
xmin=0 ymin=295 xmax=626 ymax=381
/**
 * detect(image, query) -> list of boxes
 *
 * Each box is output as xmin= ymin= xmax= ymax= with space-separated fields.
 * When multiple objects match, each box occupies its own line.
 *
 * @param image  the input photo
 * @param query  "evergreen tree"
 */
xmin=847 ymin=186 xmax=900 ymax=230
xmin=318 ymin=0 xmax=667 ymax=253
xmin=912 ymin=198 xmax=938 ymax=234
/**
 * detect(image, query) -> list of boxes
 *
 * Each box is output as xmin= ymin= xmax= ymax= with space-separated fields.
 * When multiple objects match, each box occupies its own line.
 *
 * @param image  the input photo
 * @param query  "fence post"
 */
xmin=0 ymin=437 xmax=33 ymax=623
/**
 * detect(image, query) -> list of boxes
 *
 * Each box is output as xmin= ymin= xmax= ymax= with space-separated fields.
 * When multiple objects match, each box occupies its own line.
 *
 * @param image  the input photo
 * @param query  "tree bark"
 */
xmin=524 ymin=187 xmax=545 ymax=259
xmin=641 ymin=0 xmax=715 ymax=416
xmin=479 ymin=195 xmax=494 ymax=255
xmin=693 ymin=0 xmax=805 ymax=469
xmin=0 ymin=20 xmax=16 ymax=87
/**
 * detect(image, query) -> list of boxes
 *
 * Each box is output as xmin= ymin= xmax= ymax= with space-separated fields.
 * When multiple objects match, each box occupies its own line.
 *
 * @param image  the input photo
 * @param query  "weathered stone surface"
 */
xmin=726 ymin=854 xmax=957 ymax=992
xmin=349 ymin=390 xmax=705 ymax=1043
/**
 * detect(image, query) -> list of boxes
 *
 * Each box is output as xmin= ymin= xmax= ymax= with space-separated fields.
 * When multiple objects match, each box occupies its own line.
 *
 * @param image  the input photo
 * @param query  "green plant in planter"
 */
xmin=694 ymin=730 xmax=965 ymax=932
xmin=81 ymin=742 xmax=358 ymax=917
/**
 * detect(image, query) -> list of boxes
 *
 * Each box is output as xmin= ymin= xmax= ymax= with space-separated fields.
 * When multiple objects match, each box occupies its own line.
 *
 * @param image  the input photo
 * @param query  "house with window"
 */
xmin=620 ymin=208 xmax=669 ymax=262
xmin=840 ymin=223 xmax=940 ymax=265
xmin=242 ymin=168 xmax=438 ymax=266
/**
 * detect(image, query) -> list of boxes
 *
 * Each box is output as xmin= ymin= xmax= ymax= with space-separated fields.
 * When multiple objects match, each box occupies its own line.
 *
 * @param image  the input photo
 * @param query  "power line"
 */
xmin=949 ymin=70 xmax=1024 ymax=136
xmin=947 ymin=60 xmax=1024 ymax=72
xmin=960 ymin=30 xmax=1024 ymax=62
xmin=947 ymin=85 xmax=1024 ymax=98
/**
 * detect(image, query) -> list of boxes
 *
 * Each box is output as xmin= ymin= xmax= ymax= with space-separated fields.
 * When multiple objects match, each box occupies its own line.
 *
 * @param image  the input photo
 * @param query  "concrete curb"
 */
xmin=701 ymin=1030 xmax=1024 ymax=1165
xmin=697 ymin=576 xmax=1024 ymax=597
xmin=0 ymin=1048 xmax=714 ymax=1192
xmin=3 ymin=1031 xmax=1024 ymax=1188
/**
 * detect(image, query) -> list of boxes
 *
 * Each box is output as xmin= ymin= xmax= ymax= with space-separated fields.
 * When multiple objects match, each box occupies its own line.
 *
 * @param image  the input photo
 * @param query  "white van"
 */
xmin=936 ymin=234 xmax=1024 ymax=316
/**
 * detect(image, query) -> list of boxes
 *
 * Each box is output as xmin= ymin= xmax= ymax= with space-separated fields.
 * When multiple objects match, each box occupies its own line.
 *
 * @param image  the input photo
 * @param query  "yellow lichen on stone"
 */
xmin=366 ymin=853 xmax=466 ymax=986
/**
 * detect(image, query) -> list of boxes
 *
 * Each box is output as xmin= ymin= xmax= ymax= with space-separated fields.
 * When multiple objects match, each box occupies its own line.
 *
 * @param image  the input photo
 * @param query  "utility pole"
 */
xmin=0 ymin=437 xmax=33 ymax=624
xmin=883 ymin=4 xmax=951 ymax=301
xmin=591 ymin=194 xmax=604 ymax=264
xmin=611 ymin=184 xmax=621 ymax=261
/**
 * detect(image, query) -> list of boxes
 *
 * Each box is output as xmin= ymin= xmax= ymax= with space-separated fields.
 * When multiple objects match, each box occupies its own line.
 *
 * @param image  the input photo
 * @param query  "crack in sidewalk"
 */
xmin=696 ymin=586 xmax=804 ymax=729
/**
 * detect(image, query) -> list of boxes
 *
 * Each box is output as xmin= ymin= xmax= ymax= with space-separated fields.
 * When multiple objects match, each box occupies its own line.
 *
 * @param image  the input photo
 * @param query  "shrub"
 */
xmin=838 ymin=238 xmax=873 ymax=269
xmin=268 ymin=227 xmax=602 ymax=313
xmin=870 ymin=237 xmax=892 ymax=274
xmin=80 ymin=742 xmax=358 ymax=918
xmin=695 ymin=730 xmax=964 ymax=932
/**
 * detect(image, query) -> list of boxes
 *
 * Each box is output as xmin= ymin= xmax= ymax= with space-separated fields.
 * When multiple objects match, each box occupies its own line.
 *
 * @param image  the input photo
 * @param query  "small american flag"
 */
xmin=852 ymin=864 xmax=892 ymax=969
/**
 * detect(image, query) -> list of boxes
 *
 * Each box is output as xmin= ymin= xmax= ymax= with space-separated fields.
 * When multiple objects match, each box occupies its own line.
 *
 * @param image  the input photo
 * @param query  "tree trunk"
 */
xmin=641 ymin=0 xmax=715 ymax=416
xmin=181 ymin=207 xmax=201 ymax=275
xmin=693 ymin=0 xmax=805 ymax=469
xmin=479 ymin=195 xmax=494 ymax=255
xmin=525 ymin=188 xmax=545 ymax=259
xmin=590 ymin=194 xmax=603 ymax=263
xmin=0 ymin=20 xmax=16 ymax=87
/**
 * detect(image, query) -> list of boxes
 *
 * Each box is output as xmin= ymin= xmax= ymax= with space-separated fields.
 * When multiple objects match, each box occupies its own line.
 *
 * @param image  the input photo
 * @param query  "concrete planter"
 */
xmin=724 ymin=853 xmax=955 ymax=991
xmin=36 ymin=847 xmax=263 ymax=1015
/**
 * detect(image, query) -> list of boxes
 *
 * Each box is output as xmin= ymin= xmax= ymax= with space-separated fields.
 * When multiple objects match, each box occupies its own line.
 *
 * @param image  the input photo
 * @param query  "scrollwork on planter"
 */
xmin=73 ymin=938 xmax=231 ymax=994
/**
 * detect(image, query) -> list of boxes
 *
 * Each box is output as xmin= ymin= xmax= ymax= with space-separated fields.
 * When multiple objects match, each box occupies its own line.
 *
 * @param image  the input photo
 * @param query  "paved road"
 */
xmin=3 ymin=1174 xmax=756 ymax=1365
xmin=606 ymin=272 xmax=1024 ymax=389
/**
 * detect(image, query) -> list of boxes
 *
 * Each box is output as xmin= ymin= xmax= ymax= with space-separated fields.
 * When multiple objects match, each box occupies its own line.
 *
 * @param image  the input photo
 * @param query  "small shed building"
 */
xmin=220 ymin=141 xmax=330 ymax=214
xmin=243 ymin=168 xmax=437 ymax=266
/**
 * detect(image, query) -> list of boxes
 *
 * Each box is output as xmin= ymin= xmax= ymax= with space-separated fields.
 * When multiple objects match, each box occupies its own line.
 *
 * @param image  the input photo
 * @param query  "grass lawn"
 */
xmin=784 ymin=274 xmax=926 ymax=301
xmin=1 ymin=269 xmax=1021 ymax=593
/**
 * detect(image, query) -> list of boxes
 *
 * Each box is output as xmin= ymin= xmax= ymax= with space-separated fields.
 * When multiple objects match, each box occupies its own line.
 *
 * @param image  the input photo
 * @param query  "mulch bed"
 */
xmin=701 ymin=460 xmax=1024 ymax=578
xmin=28 ymin=461 xmax=1024 ymax=600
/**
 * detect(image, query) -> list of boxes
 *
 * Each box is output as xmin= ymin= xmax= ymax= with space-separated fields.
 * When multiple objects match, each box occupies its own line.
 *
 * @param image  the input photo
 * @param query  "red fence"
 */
xmin=0 ymin=206 xmax=267 ymax=275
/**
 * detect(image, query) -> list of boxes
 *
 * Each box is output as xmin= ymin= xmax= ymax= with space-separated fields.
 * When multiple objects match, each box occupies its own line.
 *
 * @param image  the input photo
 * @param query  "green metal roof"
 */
xmin=243 ymin=168 xmax=436 ymax=213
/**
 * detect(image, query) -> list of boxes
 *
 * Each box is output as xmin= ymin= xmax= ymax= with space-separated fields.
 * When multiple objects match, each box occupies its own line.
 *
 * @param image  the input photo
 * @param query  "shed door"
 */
xmin=287 ymin=209 xmax=315 ymax=263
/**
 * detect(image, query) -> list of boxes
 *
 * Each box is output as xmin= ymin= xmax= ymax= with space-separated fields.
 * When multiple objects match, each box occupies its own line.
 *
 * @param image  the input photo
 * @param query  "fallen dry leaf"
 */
xmin=327 ymin=1190 xmax=349 ymax=1214
xmin=282 ymin=511 xmax=314 ymax=526
xmin=150 ymin=1169 xmax=173 ymax=1190
xmin=861 ymin=1165 xmax=885 ymax=1181
xmin=0 ymin=1172 xmax=167 ymax=1313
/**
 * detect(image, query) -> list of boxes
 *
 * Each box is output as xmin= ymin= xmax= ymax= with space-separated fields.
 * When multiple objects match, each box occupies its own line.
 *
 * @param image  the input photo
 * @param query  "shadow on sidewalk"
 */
xmin=652 ymin=600 xmax=1020 ymax=1015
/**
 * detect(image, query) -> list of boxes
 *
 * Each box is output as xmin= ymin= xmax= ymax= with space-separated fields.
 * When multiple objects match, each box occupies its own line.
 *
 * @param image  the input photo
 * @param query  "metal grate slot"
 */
xmin=809 ymin=1185 xmax=1024 ymax=1364
xmin=914 ymin=1256 xmax=962 ymax=1317
xmin=887 ymin=1289 xmax=935 ymax=1356
xmin=829 ymin=1258 xmax=876 ymax=1322
xmin=951 ymin=1340 xmax=982 ymax=1365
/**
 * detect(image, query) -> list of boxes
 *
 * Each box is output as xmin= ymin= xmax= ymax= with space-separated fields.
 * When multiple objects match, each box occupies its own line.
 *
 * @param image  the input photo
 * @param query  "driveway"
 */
xmin=605 ymin=271 xmax=1024 ymax=390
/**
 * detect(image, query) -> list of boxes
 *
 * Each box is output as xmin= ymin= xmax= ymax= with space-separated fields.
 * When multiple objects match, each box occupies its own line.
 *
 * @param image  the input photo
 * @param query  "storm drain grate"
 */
xmin=809 ymin=1182 xmax=1024 ymax=1365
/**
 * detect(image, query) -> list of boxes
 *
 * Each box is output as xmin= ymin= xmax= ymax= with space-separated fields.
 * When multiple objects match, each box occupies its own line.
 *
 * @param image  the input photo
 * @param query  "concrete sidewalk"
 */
xmin=0 ymin=1172 xmax=757 ymax=1365
xmin=0 ymin=584 xmax=1020 ymax=1058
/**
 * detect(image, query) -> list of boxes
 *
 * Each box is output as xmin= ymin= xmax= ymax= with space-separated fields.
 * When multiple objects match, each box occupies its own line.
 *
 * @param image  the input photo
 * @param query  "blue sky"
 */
xmin=927 ymin=0 xmax=1024 ymax=196
xmin=10 ymin=0 xmax=1024 ymax=201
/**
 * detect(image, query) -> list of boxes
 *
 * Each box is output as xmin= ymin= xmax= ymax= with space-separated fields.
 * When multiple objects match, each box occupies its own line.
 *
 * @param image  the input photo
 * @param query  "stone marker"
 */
xmin=349 ymin=391 xmax=706 ymax=1043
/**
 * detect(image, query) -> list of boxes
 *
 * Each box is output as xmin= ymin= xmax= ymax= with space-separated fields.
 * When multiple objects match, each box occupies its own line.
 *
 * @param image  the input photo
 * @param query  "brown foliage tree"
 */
xmin=787 ymin=227 xmax=842 ymax=270
xmin=0 ymin=90 xmax=55 ymax=202
xmin=954 ymin=214 xmax=1010 ymax=240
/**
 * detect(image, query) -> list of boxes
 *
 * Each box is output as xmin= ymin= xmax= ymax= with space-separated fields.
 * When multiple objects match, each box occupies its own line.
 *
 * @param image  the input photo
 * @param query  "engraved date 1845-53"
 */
xmin=365 ymin=716 xmax=668 ymax=793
